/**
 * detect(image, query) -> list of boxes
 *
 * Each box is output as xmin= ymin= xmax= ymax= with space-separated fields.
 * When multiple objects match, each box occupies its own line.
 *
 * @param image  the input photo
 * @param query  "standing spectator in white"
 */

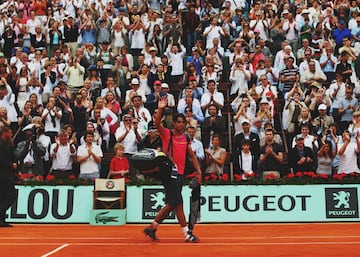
xmin=338 ymin=130 xmax=360 ymax=174
xmin=165 ymin=39 xmax=186 ymax=83
xmin=203 ymin=17 xmax=225 ymax=50
xmin=77 ymin=131 xmax=103 ymax=180
xmin=229 ymin=57 xmax=251 ymax=98
xmin=50 ymin=129 xmax=77 ymax=179
xmin=200 ymin=80 xmax=224 ymax=117
xmin=42 ymin=96 xmax=62 ymax=143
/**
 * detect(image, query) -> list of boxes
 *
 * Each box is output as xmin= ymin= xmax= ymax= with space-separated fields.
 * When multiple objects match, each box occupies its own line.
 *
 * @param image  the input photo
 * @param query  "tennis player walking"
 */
xmin=143 ymin=96 xmax=202 ymax=242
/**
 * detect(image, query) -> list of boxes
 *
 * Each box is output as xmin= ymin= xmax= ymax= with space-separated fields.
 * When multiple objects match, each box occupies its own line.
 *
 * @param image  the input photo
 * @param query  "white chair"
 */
xmin=93 ymin=178 xmax=125 ymax=209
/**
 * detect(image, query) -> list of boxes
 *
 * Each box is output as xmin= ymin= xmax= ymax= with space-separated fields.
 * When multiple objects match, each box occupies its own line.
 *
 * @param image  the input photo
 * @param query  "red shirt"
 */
xmin=109 ymin=156 xmax=129 ymax=178
xmin=160 ymin=128 xmax=187 ymax=175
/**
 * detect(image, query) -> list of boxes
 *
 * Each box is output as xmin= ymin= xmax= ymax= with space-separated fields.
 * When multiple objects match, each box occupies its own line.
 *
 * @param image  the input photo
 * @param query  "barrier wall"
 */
xmin=7 ymin=185 xmax=360 ymax=223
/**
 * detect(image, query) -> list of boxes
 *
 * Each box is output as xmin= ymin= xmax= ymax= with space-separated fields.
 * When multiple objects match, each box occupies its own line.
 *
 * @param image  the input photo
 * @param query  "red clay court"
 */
xmin=1 ymin=223 xmax=360 ymax=257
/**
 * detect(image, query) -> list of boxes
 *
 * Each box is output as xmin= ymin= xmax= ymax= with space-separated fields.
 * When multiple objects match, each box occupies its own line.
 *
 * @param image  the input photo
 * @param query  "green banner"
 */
xmin=6 ymin=185 xmax=360 ymax=223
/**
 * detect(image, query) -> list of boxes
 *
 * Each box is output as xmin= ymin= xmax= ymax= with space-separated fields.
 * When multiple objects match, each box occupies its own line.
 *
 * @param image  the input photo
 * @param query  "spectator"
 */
xmin=279 ymin=56 xmax=300 ymax=94
xmin=338 ymin=130 xmax=360 ymax=174
xmin=316 ymin=140 xmax=337 ymax=176
xmin=260 ymin=129 xmax=284 ymax=177
xmin=339 ymin=85 xmax=358 ymax=133
xmin=233 ymin=139 xmax=259 ymax=179
xmin=186 ymin=125 xmax=205 ymax=166
xmin=233 ymin=118 xmax=260 ymax=158
xmin=50 ymin=129 xmax=77 ymax=179
xmin=140 ymin=125 xmax=162 ymax=151
xmin=115 ymin=115 xmax=142 ymax=177
xmin=204 ymin=134 xmax=227 ymax=176
xmin=201 ymin=104 xmax=227 ymax=149
xmin=229 ymin=57 xmax=251 ymax=98
xmin=288 ymin=134 xmax=316 ymax=173
xmin=77 ymin=131 xmax=103 ymax=180
xmin=200 ymin=80 xmax=224 ymax=117
xmin=319 ymin=46 xmax=337 ymax=82
xmin=15 ymin=124 xmax=46 ymax=176
xmin=41 ymin=96 xmax=62 ymax=143
xmin=313 ymin=104 xmax=334 ymax=136
xmin=109 ymin=143 xmax=129 ymax=179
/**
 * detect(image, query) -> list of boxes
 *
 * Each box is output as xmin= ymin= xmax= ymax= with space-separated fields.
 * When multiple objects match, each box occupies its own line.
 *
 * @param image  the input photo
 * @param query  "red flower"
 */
xmin=233 ymin=174 xmax=242 ymax=181
xmin=295 ymin=172 xmax=303 ymax=177
xmin=285 ymin=173 xmax=295 ymax=179
xmin=210 ymin=174 xmax=218 ymax=181
xmin=46 ymin=175 xmax=55 ymax=181
xmin=125 ymin=177 xmax=130 ymax=184
xmin=186 ymin=173 xmax=196 ymax=179
xmin=319 ymin=174 xmax=328 ymax=179
xmin=220 ymin=174 xmax=229 ymax=182
xmin=36 ymin=175 xmax=43 ymax=181
xmin=264 ymin=173 xmax=278 ymax=180
xmin=69 ymin=175 xmax=76 ymax=179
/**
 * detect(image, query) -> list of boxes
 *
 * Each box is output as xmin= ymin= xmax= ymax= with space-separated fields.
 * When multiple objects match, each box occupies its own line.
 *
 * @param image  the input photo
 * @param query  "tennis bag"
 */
xmin=131 ymin=148 xmax=172 ymax=178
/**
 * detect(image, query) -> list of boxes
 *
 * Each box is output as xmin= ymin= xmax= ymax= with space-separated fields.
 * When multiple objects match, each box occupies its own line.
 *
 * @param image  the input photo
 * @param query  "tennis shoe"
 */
xmin=184 ymin=231 xmax=199 ymax=243
xmin=143 ymin=227 xmax=160 ymax=242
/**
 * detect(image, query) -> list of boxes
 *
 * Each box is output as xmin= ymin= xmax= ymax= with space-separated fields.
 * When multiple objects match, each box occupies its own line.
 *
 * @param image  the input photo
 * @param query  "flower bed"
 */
xmin=15 ymin=172 xmax=360 ymax=186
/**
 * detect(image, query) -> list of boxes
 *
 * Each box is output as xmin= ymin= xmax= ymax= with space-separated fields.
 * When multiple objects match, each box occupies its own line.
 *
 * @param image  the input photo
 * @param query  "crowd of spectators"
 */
xmin=0 ymin=0 xmax=360 ymax=180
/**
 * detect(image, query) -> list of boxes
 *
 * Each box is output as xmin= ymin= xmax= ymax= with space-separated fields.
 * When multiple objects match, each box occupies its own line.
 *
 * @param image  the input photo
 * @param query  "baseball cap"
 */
xmin=131 ymin=78 xmax=140 ymax=85
xmin=149 ymin=46 xmax=157 ymax=52
xmin=295 ymin=134 xmax=304 ymax=140
xmin=153 ymin=80 xmax=161 ymax=86
xmin=338 ymin=19 xmax=345 ymax=25
xmin=192 ymin=47 xmax=198 ymax=52
xmin=189 ymin=76 xmax=196 ymax=81
xmin=311 ymin=81 xmax=321 ymax=89
xmin=161 ymin=83 xmax=169 ymax=89
xmin=241 ymin=119 xmax=250 ymax=125
xmin=318 ymin=104 xmax=327 ymax=111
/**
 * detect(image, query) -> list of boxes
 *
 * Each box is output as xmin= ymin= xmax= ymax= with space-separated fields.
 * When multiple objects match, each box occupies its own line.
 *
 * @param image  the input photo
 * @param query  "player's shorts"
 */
xmin=162 ymin=175 xmax=184 ymax=207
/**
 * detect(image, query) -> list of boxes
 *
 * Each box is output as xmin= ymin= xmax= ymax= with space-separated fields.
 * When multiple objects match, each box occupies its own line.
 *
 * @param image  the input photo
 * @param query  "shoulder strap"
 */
xmin=167 ymin=130 xmax=173 ymax=158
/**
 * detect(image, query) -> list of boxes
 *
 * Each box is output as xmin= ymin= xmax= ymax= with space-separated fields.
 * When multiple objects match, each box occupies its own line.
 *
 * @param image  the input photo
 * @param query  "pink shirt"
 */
xmin=161 ymin=128 xmax=187 ymax=175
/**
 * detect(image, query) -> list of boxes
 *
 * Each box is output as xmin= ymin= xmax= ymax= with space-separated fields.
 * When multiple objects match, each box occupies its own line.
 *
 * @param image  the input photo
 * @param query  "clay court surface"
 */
xmin=1 ymin=223 xmax=359 ymax=257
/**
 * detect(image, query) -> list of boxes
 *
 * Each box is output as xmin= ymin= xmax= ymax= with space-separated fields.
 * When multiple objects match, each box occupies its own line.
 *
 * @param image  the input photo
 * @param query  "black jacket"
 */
xmin=0 ymin=138 xmax=16 ymax=181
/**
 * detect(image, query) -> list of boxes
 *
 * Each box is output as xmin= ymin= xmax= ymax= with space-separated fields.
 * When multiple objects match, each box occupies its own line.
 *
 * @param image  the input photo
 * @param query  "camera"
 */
xmin=326 ymin=129 xmax=331 ymax=135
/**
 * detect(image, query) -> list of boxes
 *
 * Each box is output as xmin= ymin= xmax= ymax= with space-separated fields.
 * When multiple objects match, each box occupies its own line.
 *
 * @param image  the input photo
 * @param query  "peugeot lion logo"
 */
xmin=325 ymin=188 xmax=358 ymax=218
xmin=333 ymin=191 xmax=350 ymax=209
xmin=150 ymin=192 xmax=165 ymax=210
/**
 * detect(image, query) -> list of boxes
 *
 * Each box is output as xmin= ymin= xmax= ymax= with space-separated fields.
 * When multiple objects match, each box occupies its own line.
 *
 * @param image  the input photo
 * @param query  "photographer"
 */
xmin=15 ymin=124 xmax=46 ymax=176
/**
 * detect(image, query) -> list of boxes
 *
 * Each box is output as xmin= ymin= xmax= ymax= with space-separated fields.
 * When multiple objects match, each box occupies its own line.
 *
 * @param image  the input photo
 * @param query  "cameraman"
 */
xmin=15 ymin=124 xmax=46 ymax=176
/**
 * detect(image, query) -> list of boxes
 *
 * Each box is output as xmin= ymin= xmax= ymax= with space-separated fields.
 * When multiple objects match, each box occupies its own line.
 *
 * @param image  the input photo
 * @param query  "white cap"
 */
xmin=318 ymin=104 xmax=327 ymax=111
xmin=241 ymin=119 xmax=250 ymax=125
xmin=131 ymin=78 xmax=140 ymax=85
xmin=161 ymin=83 xmax=169 ymax=89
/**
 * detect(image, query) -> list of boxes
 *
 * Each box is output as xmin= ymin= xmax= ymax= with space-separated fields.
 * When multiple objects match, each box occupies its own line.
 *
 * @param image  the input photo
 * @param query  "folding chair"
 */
xmin=93 ymin=178 xmax=125 ymax=209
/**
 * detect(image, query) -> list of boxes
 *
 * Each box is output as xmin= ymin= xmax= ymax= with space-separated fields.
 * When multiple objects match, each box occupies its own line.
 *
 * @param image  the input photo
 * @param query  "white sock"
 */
xmin=182 ymin=226 xmax=189 ymax=235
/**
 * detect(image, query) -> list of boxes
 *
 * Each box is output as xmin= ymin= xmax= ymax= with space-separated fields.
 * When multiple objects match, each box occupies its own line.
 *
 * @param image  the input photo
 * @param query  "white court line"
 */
xmin=1 ymin=242 xmax=360 ymax=246
xmin=40 ymin=243 xmax=69 ymax=257
xmin=1 ymin=235 xmax=360 ymax=240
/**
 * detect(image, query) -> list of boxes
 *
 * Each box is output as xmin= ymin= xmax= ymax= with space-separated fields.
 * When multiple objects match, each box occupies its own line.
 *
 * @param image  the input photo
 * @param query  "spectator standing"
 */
xmin=338 ymin=130 xmax=360 ymax=174
xmin=316 ymin=140 xmax=336 ymax=176
xmin=204 ymin=134 xmax=227 ymax=176
xmin=338 ymin=85 xmax=358 ymax=133
xmin=260 ymin=129 xmax=284 ymax=177
xmin=50 ymin=129 xmax=77 ymax=179
xmin=288 ymin=134 xmax=316 ymax=173
xmin=109 ymin=143 xmax=129 ymax=179
xmin=77 ymin=131 xmax=103 ymax=180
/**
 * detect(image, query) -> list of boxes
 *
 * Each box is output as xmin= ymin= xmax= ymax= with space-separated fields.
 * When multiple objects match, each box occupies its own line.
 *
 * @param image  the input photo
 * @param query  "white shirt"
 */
xmin=115 ymin=126 xmax=140 ymax=154
xmin=203 ymin=25 xmax=224 ymax=49
xmin=166 ymin=45 xmax=186 ymax=76
xmin=200 ymin=91 xmax=224 ymax=117
xmin=77 ymin=144 xmax=103 ymax=174
xmin=338 ymin=142 xmax=360 ymax=174
xmin=50 ymin=143 xmax=76 ymax=170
